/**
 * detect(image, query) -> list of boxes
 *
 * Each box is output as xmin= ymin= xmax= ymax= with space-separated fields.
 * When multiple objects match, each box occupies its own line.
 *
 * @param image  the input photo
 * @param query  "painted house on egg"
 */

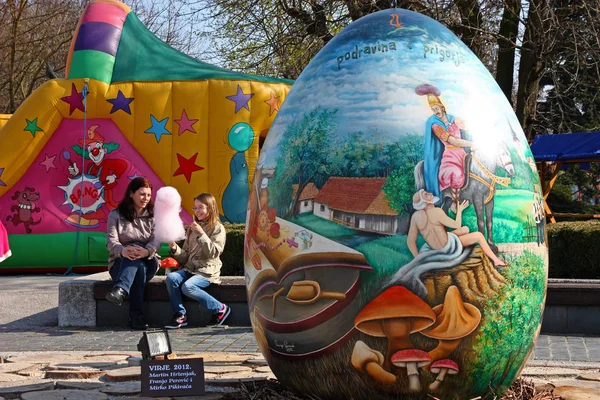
xmin=292 ymin=183 xmax=319 ymax=214
xmin=312 ymin=177 xmax=401 ymax=235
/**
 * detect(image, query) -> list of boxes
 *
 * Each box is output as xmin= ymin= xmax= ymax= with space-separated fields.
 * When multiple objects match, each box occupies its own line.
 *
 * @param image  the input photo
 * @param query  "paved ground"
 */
xmin=1 ymin=326 xmax=600 ymax=367
xmin=1 ymin=274 xmax=600 ymax=366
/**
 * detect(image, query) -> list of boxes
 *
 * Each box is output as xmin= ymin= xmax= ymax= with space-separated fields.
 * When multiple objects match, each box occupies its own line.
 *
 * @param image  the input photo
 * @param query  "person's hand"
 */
xmin=458 ymin=200 xmax=470 ymax=211
xmin=190 ymin=221 xmax=204 ymax=236
xmin=131 ymin=245 xmax=150 ymax=259
xmin=168 ymin=242 xmax=177 ymax=252
xmin=121 ymin=246 xmax=137 ymax=260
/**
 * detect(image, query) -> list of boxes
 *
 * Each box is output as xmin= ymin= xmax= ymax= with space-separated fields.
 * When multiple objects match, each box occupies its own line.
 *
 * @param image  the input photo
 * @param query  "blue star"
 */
xmin=226 ymin=85 xmax=254 ymax=113
xmin=0 ymin=168 xmax=5 ymax=187
xmin=144 ymin=115 xmax=171 ymax=143
xmin=128 ymin=171 xmax=142 ymax=180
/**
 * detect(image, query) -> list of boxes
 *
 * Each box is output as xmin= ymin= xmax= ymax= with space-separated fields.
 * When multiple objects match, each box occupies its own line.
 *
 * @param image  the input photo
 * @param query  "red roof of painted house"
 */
xmin=291 ymin=183 xmax=319 ymax=201
xmin=313 ymin=177 xmax=397 ymax=215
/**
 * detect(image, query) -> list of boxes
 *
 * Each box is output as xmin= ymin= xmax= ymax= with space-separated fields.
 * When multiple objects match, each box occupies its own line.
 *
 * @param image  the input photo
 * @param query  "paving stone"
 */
xmin=0 ymin=374 xmax=28 ymax=383
xmin=553 ymin=385 xmax=600 ymax=400
xmin=56 ymin=381 xmax=105 ymax=390
xmin=99 ymin=381 xmax=141 ymax=395
xmin=209 ymin=370 xmax=257 ymax=380
xmin=7 ymin=354 xmax=83 ymax=364
xmin=83 ymin=354 xmax=133 ymax=362
xmin=105 ymin=366 xmax=141 ymax=382
xmin=0 ymin=380 xmax=55 ymax=398
xmin=244 ymin=357 xmax=268 ymax=366
xmin=49 ymin=361 xmax=118 ymax=370
xmin=45 ymin=370 xmax=106 ymax=379
xmin=206 ymin=375 xmax=270 ymax=386
xmin=179 ymin=353 xmax=251 ymax=363
xmin=21 ymin=389 xmax=109 ymax=400
xmin=0 ymin=363 xmax=34 ymax=374
xmin=127 ymin=357 xmax=142 ymax=367
xmin=204 ymin=365 xmax=253 ymax=374
xmin=126 ymin=397 xmax=172 ymax=400
xmin=579 ymin=372 xmax=600 ymax=382
xmin=553 ymin=380 xmax=600 ymax=389
xmin=15 ymin=365 xmax=46 ymax=378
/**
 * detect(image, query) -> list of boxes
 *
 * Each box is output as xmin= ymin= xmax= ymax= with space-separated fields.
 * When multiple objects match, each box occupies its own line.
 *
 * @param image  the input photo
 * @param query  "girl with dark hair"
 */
xmin=165 ymin=193 xmax=229 ymax=329
xmin=105 ymin=177 xmax=160 ymax=330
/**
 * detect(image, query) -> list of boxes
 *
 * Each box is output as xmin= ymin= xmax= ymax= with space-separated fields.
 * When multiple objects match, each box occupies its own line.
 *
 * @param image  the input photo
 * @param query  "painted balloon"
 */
xmin=244 ymin=8 xmax=547 ymax=399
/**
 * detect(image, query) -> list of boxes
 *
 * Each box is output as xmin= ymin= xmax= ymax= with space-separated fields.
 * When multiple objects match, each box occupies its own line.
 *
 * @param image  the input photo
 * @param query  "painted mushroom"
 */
xmin=420 ymin=286 xmax=481 ymax=362
xmin=391 ymin=349 xmax=431 ymax=392
xmin=351 ymin=340 xmax=396 ymax=384
xmin=354 ymin=286 xmax=436 ymax=369
xmin=429 ymin=359 xmax=459 ymax=390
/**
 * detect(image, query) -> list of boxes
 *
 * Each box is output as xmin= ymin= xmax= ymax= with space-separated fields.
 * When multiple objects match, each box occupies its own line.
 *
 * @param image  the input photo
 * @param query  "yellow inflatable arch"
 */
xmin=0 ymin=0 xmax=292 ymax=270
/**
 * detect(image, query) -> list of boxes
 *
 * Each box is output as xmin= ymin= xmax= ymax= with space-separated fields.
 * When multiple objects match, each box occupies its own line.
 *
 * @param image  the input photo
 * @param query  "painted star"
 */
xmin=39 ymin=153 xmax=57 ymax=173
xmin=144 ymin=115 xmax=171 ymax=143
xmin=24 ymin=118 xmax=43 ymax=137
xmin=226 ymin=85 xmax=254 ymax=113
xmin=61 ymin=83 xmax=84 ymax=115
xmin=174 ymin=109 xmax=198 ymax=135
xmin=264 ymin=92 xmax=280 ymax=116
xmin=107 ymin=90 xmax=134 ymax=114
xmin=173 ymin=153 xmax=204 ymax=183
xmin=0 ymin=168 xmax=5 ymax=187
xmin=128 ymin=171 xmax=142 ymax=180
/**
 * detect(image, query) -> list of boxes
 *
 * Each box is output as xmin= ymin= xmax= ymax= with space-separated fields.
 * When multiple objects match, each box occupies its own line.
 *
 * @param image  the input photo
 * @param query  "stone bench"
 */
xmin=59 ymin=274 xmax=600 ymax=334
xmin=59 ymin=272 xmax=250 ymax=328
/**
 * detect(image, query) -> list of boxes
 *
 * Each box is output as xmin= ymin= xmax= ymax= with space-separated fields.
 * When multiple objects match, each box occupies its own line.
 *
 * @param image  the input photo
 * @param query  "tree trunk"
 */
xmin=495 ymin=0 xmax=521 ymax=103
xmin=515 ymin=0 xmax=550 ymax=140
xmin=454 ymin=0 xmax=484 ymax=60
xmin=422 ymin=246 xmax=506 ymax=307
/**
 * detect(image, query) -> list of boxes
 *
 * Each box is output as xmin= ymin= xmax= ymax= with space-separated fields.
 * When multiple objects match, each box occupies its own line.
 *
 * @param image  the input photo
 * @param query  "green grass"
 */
xmin=456 ymin=189 xmax=535 ymax=244
xmin=288 ymin=213 xmax=354 ymax=238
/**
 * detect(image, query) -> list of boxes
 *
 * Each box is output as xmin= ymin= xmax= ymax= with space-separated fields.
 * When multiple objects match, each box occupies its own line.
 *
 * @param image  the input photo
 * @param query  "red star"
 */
xmin=173 ymin=153 xmax=204 ymax=183
xmin=61 ymin=83 xmax=84 ymax=115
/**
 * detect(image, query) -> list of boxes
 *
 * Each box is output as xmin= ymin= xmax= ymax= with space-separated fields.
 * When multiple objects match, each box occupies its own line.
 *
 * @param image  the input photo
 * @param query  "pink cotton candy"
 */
xmin=154 ymin=186 xmax=186 ymax=243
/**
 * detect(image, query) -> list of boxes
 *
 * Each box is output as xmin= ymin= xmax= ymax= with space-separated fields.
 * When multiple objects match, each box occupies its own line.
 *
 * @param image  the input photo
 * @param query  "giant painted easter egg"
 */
xmin=244 ymin=8 xmax=547 ymax=399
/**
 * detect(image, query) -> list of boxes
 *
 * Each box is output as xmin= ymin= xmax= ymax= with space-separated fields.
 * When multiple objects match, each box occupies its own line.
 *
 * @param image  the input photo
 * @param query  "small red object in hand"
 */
xmin=160 ymin=257 xmax=179 ymax=269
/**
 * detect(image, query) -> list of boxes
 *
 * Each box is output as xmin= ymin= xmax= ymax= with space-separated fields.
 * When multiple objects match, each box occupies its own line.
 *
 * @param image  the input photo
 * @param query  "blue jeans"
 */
xmin=165 ymin=269 xmax=222 ymax=315
xmin=109 ymin=256 xmax=158 ymax=319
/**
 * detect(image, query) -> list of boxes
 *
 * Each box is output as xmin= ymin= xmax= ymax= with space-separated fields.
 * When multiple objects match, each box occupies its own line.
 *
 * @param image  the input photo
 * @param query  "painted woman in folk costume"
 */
xmin=416 ymin=84 xmax=476 ymax=209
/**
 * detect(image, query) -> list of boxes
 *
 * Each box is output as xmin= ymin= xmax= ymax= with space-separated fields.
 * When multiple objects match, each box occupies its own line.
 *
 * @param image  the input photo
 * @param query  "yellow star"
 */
xmin=264 ymin=92 xmax=280 ymax=116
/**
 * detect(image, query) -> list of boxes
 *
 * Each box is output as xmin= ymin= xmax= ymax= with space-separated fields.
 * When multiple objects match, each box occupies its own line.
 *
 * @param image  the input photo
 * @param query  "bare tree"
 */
xmin=0 ymin=0 xmax=83 ymax=113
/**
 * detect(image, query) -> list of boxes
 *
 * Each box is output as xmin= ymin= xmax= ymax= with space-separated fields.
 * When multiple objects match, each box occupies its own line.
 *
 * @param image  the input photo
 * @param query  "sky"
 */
xmin=261 ymin=9 xmax=527 ymax=166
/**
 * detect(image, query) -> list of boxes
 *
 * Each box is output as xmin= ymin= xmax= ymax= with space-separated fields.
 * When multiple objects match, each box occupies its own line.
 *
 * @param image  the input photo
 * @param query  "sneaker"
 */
xmin=165 ymin=313 xmax=187 ymax=329
xmin=216 ymin=304 xmax=231 ymax=326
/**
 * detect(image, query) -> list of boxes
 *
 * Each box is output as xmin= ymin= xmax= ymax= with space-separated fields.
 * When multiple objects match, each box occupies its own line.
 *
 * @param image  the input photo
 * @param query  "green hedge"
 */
xmin=221 ymin=223 xmax=246 ymax=276
xmin=220 ymin=222 xmax=600 ymax=279
xmin=547 ymin=220 xmax=600 ymax=279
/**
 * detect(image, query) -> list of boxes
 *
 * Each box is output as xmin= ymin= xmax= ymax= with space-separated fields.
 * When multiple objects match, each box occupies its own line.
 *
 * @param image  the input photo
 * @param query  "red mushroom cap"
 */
xmin=160 ymin=257 xmax=179 ymax=269
xmin=430 ymin=359 xmax=459 ymax=374
xmin=391 ymin=349 xmax=431 ymax=368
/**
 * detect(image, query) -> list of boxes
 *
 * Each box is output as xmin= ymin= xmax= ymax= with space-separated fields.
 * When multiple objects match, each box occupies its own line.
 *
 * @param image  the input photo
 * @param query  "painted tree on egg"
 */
xmin=270 ymin=107 xmax=337 ymax=217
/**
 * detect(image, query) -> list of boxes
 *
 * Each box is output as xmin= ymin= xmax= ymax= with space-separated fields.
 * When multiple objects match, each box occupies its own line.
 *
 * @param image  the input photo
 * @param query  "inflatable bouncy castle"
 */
xmin=0 ymin=0 xmax=292 ymax=271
